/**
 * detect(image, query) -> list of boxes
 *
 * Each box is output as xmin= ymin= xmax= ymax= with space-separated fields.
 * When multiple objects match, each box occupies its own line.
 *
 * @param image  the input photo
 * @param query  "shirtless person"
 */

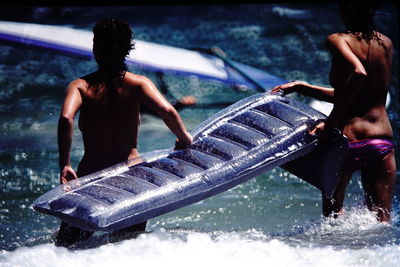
xmin=56 ymin=18 xmax=192 ymax=246
xmin=272 ymin=2 xmax=396 ymax=222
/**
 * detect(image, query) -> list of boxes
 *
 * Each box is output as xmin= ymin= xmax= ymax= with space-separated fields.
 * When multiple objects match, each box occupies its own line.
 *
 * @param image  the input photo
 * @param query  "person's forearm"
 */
xmin=159 ymin=106 xmax=191 ymax=142
xmin=296 ymin=82 xmax=335 ymax=102
xmin=58 ymin=116 xmax=74 ymax=170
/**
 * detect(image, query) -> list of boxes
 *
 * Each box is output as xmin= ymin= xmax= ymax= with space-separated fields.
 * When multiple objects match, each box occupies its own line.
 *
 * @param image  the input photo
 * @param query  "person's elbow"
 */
xmin=351 ymin=67 xmax=368 ymax=83
xmin=58 ymin=113 xmax=74 ymax=127
xmin=158 ymin=104 xmax=177 ymax=118
xmin=353 ymin=67 xmax=367 ymax=78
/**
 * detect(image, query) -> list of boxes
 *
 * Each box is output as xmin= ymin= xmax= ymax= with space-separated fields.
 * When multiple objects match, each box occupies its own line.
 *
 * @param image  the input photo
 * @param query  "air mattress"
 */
xmin=33 ymin=93 xmax=348 ymax=232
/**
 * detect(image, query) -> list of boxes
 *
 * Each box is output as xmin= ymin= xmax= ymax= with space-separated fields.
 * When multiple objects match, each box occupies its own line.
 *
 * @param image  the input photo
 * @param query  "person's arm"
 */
xmin=137 ymin=76 xmax=192 ymax=149
xmin=271 ymin=81 xmax=334 ymax=103
xmin=58 ymin=80 xmax=83 ymax=184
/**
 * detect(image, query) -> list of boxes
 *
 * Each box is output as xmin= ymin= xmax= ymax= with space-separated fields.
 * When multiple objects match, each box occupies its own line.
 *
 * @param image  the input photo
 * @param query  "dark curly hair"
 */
xmin=93 ymin=18 xmax=134 ymax=79
xmin=92 ymin=18 xmax=134 ymax=108
xmin=339 ymin=1 xmax=381 ymax=42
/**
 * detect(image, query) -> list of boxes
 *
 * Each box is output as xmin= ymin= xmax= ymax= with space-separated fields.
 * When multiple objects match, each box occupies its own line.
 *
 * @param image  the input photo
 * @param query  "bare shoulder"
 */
xmin=66 ymin=78 xmax=88 ymax=93
xmin=325 ymin=33 xmax=346 ymax=49
xmin=376 ymin=32 xmax=393 ymax=50
xmin=326 ymin=33 xmax=342 ymax=41
xmin=377 ymin=32 xmax=392 ymax=43
xmin=123 ymin=72 xmax=156 ymax=90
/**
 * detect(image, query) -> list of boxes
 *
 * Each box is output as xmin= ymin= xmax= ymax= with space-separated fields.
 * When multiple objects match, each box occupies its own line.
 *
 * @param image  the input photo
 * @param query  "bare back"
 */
xmin=77 ymin=71 xmax=141 ymax=176
xmin=328 ymin=31 xmax=393 ymax=141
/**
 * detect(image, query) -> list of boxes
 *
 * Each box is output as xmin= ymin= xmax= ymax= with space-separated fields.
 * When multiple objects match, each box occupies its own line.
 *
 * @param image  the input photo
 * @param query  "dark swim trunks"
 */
xmin=344 ymin=138 xmax=394 ymax=171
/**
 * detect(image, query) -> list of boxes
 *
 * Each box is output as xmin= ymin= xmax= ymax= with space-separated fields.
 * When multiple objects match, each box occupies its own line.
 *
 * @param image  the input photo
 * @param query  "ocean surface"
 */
xmin=0 ymin=3 xmax=399 ymax=267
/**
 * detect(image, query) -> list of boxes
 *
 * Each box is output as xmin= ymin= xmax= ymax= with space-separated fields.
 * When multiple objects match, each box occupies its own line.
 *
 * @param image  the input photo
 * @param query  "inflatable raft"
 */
xmin=33 ymin=93 xmax=348 ymax=231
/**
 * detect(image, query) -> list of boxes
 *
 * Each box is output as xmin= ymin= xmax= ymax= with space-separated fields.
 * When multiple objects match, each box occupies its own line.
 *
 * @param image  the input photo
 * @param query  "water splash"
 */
xmin=1 ymin=229 xmax=400 ymax=267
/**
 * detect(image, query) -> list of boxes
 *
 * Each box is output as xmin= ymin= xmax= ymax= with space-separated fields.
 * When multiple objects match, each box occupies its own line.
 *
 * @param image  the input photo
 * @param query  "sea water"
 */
xmin=0 ymin=3 xmax=399 ymax=267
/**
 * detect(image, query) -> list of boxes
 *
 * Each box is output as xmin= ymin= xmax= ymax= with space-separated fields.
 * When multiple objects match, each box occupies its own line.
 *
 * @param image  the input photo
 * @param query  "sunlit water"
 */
xmin=0 ymin=4 xmax=399 ymax=266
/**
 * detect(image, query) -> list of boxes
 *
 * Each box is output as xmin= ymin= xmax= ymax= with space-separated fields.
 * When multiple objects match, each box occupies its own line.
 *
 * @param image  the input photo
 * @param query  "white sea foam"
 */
xmin=1 ymin=228 xmax=399 ymax=267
